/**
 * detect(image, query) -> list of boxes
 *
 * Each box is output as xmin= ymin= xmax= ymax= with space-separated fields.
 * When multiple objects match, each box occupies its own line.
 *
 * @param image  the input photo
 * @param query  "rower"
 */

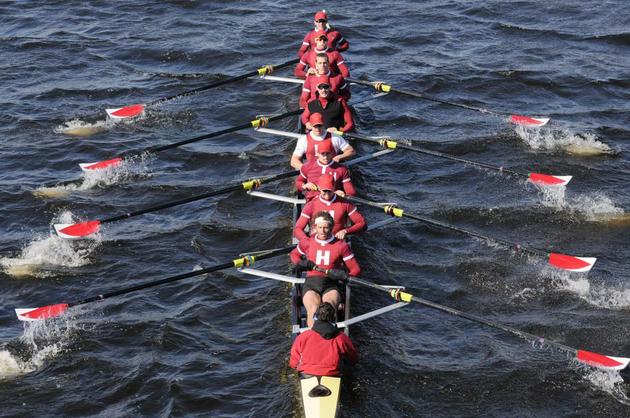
xmin=294 ymin=174 xmax=366 ymax=243
xmin=290 ymin=112 xmax=355 ymax=170
xmin=290 ymin=211 xmax=361 ymax=327
xmin=298 ymin=10 xmax=349 ymax=58
xmin=294 ymin=33 xmax=349 ymax=79
xmin=299 ymin=55 xmax=350 ymax=109
xmin=301 ymin=75 xmax=354 ymax=133
xmin=295 ymin=140 xmax=356 ymax=202
xmin=289 ymin=302 xmax=358 ymax=377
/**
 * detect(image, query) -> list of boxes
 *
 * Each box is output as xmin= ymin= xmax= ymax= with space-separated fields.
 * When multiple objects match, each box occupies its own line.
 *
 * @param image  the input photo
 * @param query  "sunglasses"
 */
xmin=317 ymin=84 xmax=330 ymax=90
xmin=316 ymin=19 xmax=327 ymax=23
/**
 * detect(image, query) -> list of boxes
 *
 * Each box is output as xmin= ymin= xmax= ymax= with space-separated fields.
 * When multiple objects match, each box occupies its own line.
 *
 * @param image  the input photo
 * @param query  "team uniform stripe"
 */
xmin=342 ymin=254 xmax=354 ymax=261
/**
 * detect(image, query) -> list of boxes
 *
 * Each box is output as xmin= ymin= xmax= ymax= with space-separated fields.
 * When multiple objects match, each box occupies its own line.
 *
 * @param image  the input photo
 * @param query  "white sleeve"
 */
xmin=292 ymin=135 xmax=308 ymax=156
xmin=332 ymin=134 xmax=350 ymax=151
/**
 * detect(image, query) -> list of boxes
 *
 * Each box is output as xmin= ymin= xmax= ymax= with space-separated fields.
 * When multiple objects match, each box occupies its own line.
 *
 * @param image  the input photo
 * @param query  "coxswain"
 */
xmin=290 ymin=211 xmax=361 ymax=327
xmin=298 ymin=10 xmax=349 ymax=58
xmin=294 ymin=174 xmax=366 ymax=243
xmin=289 ymin=302 xmax=358 ymax=377
xmin=290 ymin=112 xmax=355 ymax=170
xmin=301 ymin=75 xmax=354 ymax=133
xmin=299 ymin=56 xmax=350 ymax=109
xmin=294 ymin=33 xmax=349 ymax=79
xmin=295 ymin=139 xmax=356 ymax=201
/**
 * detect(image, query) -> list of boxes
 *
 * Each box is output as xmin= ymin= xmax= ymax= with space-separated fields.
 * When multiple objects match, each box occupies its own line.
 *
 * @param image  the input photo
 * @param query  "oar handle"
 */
xmin=149 ymin=58 xmax=300 ymax=106
xmin=70 ymin=245 xmax=295 ymax=307
xmin=101 ymin=169 xmax=298 ymax=224
xmin=344 ymin=133 xmax=527 ymax=179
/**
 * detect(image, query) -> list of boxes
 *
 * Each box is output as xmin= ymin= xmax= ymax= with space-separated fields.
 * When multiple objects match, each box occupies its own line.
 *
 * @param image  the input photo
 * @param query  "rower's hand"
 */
xmin=332 ymin=155 xmax=343 ymax=163
xmin=325 ymin=269 xmax=348 ymax=282
xmin=334 ymin=190 xmax=346 ymax=198
xmin=296 ymin=259 xmax=315 ymax=271
xmin=326 ymin=127 xmax=340 ymax=133
xmin=307 ymin=68 xmax=317 ymax=76
xmin=305 ymin=122 xmax=313 ymax=131
xmin=335 ymin=229 xmax=347 ymax=240
xmin=303 ymin=182 xmax=318 ymax=191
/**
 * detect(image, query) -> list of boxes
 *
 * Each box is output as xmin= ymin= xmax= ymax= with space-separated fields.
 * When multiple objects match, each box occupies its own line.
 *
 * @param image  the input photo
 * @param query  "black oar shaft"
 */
xmin=346 ymin=77 xmax=507 ymax=118
xmin=349 ymin=276 xmax=576 ymax=355
xmin=345 ymin=195 xmax=547 ymax=258
xmin=345 ymin=133 xmax=526 ymax=179
xmin=148 ymin=58 xmax=300 ymax=106
xmin=69 ymin=246 xmax=295 ymax=308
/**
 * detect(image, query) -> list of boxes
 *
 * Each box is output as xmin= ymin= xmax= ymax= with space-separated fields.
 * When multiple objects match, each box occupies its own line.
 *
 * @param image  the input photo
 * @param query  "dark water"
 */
xmin=1 ymin=1 xmax=630 ymax=416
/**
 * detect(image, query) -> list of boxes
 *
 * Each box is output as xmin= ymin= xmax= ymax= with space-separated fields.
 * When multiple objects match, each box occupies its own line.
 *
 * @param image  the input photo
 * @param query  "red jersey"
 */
xmin=290 ymin=235 xmax=361 ymax=278
xmin=295 ymin=159 xmax=356 ymax=201
xmin=298 ymin=28 xmax=349 ymax=58
xmin=294 ymin=194 xmax=366 ymax=243
xmin=301 ymin=94 xmax=354 ymax=133
xmin=290 ymin=322 xmax=358 ymax=376
xmin=294 ymin=49 xmax=349 ymax=78
xmin=300 ymin=71 xmax=350 ymax=109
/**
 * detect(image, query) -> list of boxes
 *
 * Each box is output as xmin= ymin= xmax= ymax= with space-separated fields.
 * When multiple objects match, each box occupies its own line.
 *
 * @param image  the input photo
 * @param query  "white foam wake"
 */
xmin=515 ymin=125 xmax=612 ymax=156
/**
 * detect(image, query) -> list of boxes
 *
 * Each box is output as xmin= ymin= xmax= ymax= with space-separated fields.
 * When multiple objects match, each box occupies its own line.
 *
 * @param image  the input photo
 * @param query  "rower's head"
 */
xmin=313 ymin=210 xmax=334 ymax=239
xmin=316 ymin=139 xmax=334 ymax=165
xmin=315 ymin=53 xmax=330 ymax=75
xmin=315 ymin=33 xmax=328 ymax=50
xmin=318 ymin=174 xmax=336 ymax=201
xmin=314 ymin=10 xmax=328 ymax=30
xmin=309 ymin=112 xmax=324 ymax=135
xmin=315 ymin=75 xmax=331 ymax=98
xmin=315 ymin=302 xmax=336 ymax=323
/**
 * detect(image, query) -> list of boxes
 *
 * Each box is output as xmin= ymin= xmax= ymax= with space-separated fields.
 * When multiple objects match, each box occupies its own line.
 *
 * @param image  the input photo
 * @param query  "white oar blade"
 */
xmin=577 ymin=350 xmax=630 ymax=371
xmin=528 ymin=174 xmax=572 ymax=186
xmin=510 ymin=115 xmax=550 ymax=127
xmin=15 ymin=304 xmax=69 ymax=321
xmin=54 ymin=221 xmax=101 ymax=239
xmin=106 ymin=103 xmax=145 ymax=119
xmin=548 ymin=253 xmax=597 ymax=272
xmin=79 ymin=157 xmax=123 ymax=172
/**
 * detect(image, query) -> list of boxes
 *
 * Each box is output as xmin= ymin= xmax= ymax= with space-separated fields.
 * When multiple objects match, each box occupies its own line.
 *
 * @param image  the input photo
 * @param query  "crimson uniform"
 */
xmin=300 ymin=71 xmax=349 ymax=109
xmin=294 ymin=48 xmax=349 ymax=79
xmin=295 ymin=159 xmax=356 ymax=201
xmin=298 ymin=29 xmax=349 ymax=58
xmin=290 ymin=321 xmax=358 ymax=376
xmin=294 ymin=194 xmax=366 ymax=243
xmin=292 ymin=131 xmax=351 ymax=164
xmin=301 ymin=93 xmax=354 ymax=133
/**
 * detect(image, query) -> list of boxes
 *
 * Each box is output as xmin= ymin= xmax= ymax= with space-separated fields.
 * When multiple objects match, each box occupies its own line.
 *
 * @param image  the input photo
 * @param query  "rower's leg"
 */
xmin=322 ymin=289 xmax=342 ymax=312
xmin=303 ymin=290 xmax=322 ymax=328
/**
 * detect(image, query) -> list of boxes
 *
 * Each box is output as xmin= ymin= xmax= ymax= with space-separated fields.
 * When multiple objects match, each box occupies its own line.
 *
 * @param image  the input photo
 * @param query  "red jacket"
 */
xmin=298 ymin=28 xmax=349 ymax=58
xmin=300 ymin=71 xmax=350 ymax=109
xmin=290 ymin=235 xmax=361 ymax=278
xmin=290 ymin=321 xmax=358 ymax=376
xmin=294 ymin=49 xmax=349 ymax=78
xmin=301 ymin=94 xmax=354 ymax=132
xmin=294 ymin=194 xmax=366 ymax=243
xmin=295 ymin=159 xmax=356 ymax=201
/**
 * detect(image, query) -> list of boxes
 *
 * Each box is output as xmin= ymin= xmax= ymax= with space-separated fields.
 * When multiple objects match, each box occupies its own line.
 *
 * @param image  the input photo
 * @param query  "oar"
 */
xmin=15 ymin=246 xmax=294 ymax=321
xmin=349 ymin=276 xmax=629 ymax=372
xmin=46 ymin=109 xmax=301 ymax=188
xmin=346 ymin=77 xmax=550 ymax=127
xmin=345 ymin=195 xmax=596 ymax=272
xmin=53 ymin=170 xmax=298 ymax=239
xmin=105 ymin=58 xmax=300 ymax=119
xmin=343 ymin=133 xmax=571 ymax=186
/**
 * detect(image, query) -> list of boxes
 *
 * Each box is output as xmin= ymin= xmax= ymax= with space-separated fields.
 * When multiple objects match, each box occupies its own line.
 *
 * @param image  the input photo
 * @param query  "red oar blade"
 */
xmin=510 ymin=115 xmax=550 ymax=127
xmin=549 ymin=253 xmax=597 ymax=272
xmin=577 ymin=350 xmax=630 ymax=371
xmin=528 ymin=173 xmax=572 ymax=186
xmin=106 ymin=103 xmax=145 ymax=119
xmin=79 ymin=157 xmax=123 ymax=172
xmin=15 ymin=304 xmax=69 ymax=321
xmin=54 ymin=220 xmax=101 ymax=239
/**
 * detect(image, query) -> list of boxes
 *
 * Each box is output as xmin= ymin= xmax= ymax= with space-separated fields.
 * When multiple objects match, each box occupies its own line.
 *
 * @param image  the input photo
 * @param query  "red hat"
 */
xmin=314 ymin=11 xmax=328 ymax=21
xmin=315 ymin=32 xmax=328 ymax=40
xmin=318 ymin=174 xmax=335 ymax=191
xmin=309 ymin=112 xmax=324 ymax=126
xmin=314 ymin=74 xmax=330 ymax=88
xmin=317 ymin=140 xmax=334 ymax=155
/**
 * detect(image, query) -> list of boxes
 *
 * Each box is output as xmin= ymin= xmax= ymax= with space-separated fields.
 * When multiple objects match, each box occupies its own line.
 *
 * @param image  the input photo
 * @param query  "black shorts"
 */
xmin=303 ymin=276 xmax=342 ymax=297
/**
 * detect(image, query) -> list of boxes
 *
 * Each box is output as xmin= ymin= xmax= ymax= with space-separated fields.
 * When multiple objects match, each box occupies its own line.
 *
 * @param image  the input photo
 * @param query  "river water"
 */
xmin=1 ymin=1 xmax=630 ymax=417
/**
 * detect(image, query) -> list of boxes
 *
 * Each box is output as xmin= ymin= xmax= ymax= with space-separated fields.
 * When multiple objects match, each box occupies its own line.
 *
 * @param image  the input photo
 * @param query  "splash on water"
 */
xmin=545 ymin=269 xmax=630 ymax=310
xmin=33 ymin=153 xmax=154 ymax=198
xmin=515 ymin=126 xmax=612 ymax=156
xmin=583 ymin=368 xmax=630 ymax=406
xmin=0 ymin=211 xmax=100 ymax=277
xmin=537 ymin=188 xmax=629 ymax=224
xmin=54 ymin=118 xmax=110 ymax=137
